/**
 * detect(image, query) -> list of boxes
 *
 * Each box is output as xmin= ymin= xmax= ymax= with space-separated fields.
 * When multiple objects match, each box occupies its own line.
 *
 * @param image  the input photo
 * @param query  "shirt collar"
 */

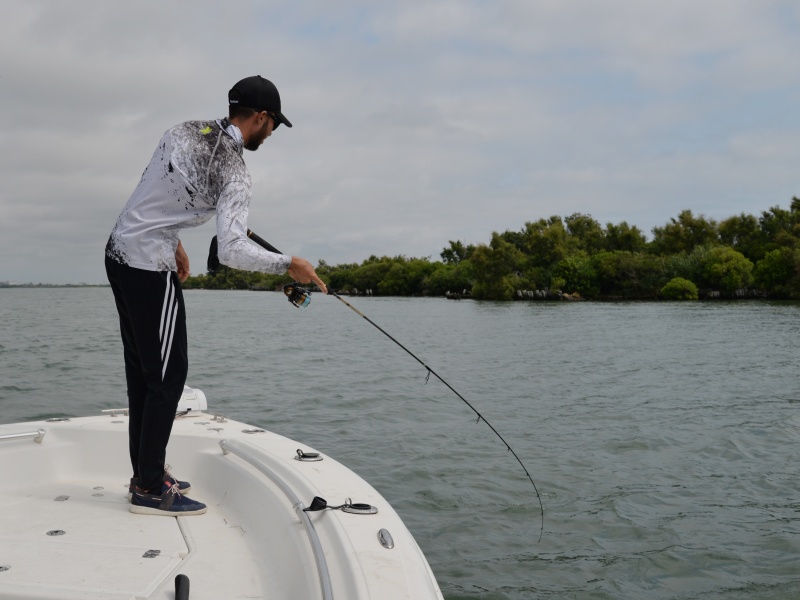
xmin=217 ymin=118 xmax=244 ymax=154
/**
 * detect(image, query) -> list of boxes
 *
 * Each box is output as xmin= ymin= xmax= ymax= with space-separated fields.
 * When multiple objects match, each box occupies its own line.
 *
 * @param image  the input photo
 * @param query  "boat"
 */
xmin=0 ymin=386 xmax=445 ymax=600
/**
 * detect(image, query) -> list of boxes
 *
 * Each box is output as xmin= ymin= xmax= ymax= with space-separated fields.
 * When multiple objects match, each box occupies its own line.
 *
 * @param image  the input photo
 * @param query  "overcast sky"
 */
xmin=2 ymin=1 xmax=799 ymax=284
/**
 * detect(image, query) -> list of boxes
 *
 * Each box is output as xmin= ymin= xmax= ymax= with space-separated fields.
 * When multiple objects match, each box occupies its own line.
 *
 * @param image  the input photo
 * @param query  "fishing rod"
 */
xmin=213 ymin=229 xmax=544 ymax=537
xmin=324 ymin=290 xmax=545 ymax=539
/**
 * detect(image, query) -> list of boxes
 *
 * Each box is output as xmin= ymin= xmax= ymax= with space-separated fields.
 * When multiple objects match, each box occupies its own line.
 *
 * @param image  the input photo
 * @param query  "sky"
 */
xmin=2 ymin=1 xmax=800 ymax=284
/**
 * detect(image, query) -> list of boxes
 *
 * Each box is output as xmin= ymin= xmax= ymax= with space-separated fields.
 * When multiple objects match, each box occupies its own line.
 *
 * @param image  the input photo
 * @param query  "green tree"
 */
xmin=520 ymin=216 xmax=571 ymax=268
xmin=702 ymin=247 xmax=753 ymax=292
xmin=470 ymin=233 xmax=524 ymax=300
xmin=423 ymin=262 xmax=475 ymax=296
xmin=754 ymin=247 xmax=800 ymax=298
xmin=326 ymin=262 xmax=360 ymax=291
xmin=183 ymin=265 xmax=291 ymax=290
xmin=604 ymin=221 xmax=647 ymax=253
xmin=565 ymin=213 xmax=606 ymax=254
xmin=440 ymin=240 xmax=475 ymax=264
xmin=718 ymin=213 xmax=762 ymax=262
xmin=661 ymin=277 xmax=699 ymax=300
xmin=591 ymin=251 xmax=665 ymax=298
xmin=349 ymin=258 xmax=394 ymax=292
xmin=551 ymin=255 xmax=599 ymax=297
xmin=662 ymin=246 xmax=710 ymax=286
xmin=757 ymin=200 xmax=800 ymax=258
xmin=377 ymin=258 xmax=437 ymax=295
xmin=651 ymin=210 xmax=719 ymax=255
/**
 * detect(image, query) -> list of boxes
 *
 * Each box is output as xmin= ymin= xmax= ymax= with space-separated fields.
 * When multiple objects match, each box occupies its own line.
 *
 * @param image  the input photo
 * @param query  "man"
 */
xmin=105 ymin=75 xmax=326 ymax=516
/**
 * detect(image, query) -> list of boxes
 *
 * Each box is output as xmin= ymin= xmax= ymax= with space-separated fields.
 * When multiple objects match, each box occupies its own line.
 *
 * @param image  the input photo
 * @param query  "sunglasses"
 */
xmin=267 ymin=112 xmax=281 ymax=130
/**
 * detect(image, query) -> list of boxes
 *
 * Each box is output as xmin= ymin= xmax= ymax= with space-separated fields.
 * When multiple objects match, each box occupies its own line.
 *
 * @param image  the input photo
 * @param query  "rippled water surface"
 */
xmin=2 ymin=288 xmax=800 ymax=599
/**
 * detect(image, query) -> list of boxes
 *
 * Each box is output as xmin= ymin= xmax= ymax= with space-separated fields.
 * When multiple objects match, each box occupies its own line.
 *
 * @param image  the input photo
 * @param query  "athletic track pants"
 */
xmin=105 ymin=257 xmax=188 ymax=492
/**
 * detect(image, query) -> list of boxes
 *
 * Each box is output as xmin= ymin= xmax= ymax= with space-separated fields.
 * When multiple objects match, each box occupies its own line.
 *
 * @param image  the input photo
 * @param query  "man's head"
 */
xmin=228 ymin=76 xmax=292 ymax=151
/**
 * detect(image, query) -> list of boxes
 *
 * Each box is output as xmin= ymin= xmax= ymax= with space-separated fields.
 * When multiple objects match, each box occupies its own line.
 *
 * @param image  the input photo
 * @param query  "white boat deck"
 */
xmin=0 ymin=400 xmax=443 ymax=600
xmin=0 ymin=480 xmax=245 ymax=600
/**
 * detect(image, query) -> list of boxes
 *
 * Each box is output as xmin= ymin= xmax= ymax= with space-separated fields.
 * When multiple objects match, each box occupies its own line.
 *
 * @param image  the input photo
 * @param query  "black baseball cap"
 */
xmin=228 ymin=75 xmax=292 ymax=128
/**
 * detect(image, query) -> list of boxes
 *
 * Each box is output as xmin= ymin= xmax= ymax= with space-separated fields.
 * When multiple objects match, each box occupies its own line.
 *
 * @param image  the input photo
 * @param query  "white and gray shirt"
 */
xmin=106 ymin=118 xmax=291 ymax=274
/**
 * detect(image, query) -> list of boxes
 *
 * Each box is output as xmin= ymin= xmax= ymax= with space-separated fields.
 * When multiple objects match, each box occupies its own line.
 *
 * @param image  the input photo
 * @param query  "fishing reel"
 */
xmin=282 ymin=282 xmax=311 ymax=308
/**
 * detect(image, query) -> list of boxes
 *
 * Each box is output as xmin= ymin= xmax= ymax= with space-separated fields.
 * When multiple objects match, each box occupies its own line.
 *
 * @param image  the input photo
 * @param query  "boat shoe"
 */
xmin=130 ymin=481 xmax=207 ymax=516
xmin=127 ymin=467 xmax=191 ymax=501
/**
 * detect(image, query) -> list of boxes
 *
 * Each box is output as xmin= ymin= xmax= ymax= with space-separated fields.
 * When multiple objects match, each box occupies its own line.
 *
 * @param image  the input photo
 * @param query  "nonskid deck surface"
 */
xmin=0 ymin=406 xmax=445 ymax=600
xmin=0 ymin=478 xmax=265 ymax=600
xmin=0 ymin=414 xmax=285 ymax=600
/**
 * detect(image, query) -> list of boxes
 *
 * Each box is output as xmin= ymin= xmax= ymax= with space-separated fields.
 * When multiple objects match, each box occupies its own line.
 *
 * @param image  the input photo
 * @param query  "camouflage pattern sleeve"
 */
xmin=215 ymin=180 xmax=292 ymax=274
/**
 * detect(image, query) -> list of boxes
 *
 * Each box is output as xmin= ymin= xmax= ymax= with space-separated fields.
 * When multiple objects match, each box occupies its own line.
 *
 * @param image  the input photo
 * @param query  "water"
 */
xmin=1 ymin=288 xmax=799 ymax=599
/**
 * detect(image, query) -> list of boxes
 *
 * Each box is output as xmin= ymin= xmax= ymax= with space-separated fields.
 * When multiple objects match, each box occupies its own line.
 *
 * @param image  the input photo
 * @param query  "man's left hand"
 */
xmin=176 ymin=241 xmax=190 ymax=283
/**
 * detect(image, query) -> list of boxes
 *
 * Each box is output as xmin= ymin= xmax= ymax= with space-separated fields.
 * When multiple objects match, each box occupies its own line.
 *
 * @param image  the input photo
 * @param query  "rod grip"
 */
xmin=247 ymin=229 xmax=282 ymax=255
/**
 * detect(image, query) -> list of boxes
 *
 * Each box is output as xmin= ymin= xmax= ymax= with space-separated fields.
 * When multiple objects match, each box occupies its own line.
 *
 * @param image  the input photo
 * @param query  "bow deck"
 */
xmin=0 ymin=394 xmax=443 ymax=600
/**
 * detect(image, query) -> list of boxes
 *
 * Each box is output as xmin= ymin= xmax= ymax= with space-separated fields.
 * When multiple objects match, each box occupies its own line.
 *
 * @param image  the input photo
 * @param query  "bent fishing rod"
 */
xmin=216 ymin=229 xmax=544 ymax=537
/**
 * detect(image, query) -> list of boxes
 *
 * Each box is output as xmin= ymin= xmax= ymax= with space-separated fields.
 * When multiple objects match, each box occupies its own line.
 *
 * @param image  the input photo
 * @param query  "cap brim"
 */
xmin=276 ymin=112 xmax=292 ymax=128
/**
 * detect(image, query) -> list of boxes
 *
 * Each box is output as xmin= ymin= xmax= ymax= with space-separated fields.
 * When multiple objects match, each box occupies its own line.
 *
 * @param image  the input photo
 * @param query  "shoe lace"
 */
xmin=166 ymin=481 xmax=182 ymax=498
xmin=164 ymin=464 xmax=181 ymax=487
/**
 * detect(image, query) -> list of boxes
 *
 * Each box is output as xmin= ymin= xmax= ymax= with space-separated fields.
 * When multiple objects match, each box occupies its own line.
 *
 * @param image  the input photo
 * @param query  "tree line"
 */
xmin=183 ymin=198 xmax=800 ymax=300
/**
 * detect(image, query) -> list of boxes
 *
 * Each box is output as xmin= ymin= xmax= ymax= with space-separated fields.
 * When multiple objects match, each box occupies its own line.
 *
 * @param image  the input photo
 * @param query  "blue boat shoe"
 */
xmin=130 ymin=481 xmax=207 ymax=516
xmin=128 ymin=465 xmax=191 ymax=501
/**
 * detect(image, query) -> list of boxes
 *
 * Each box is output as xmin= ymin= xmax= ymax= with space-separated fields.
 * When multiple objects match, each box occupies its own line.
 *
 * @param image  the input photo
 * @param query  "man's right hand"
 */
xmin=288 ymin=256 xmax=328 ymax=294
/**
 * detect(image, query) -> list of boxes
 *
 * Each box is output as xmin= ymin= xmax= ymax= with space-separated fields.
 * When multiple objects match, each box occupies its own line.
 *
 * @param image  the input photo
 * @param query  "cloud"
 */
xmin=1 ymin=0 xmax=799 ymax=283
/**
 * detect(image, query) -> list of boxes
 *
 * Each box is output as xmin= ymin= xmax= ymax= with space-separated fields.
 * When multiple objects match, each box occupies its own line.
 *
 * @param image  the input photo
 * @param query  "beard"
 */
xmin=244 ymin=120 xmax=271 ymax=151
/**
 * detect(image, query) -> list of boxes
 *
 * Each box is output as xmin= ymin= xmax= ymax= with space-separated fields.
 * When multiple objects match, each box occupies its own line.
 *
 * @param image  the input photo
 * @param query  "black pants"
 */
xmin=105 ymin=257 xmax=188 ymax=492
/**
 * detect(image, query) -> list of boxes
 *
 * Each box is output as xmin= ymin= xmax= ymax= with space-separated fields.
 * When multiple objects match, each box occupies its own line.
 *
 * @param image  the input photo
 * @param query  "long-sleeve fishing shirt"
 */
xmin=105 ymin=118 xmax=291 ymax=274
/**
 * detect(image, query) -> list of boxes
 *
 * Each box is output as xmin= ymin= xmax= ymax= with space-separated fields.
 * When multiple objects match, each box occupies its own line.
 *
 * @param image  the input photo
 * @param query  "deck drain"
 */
xmin=93 ymin=487 xmax=104 ymax=490
xmin=0 ymin=565 xmax=9 ymax=572
xmin=243 ymin=429 xmax=265 ymax=434
xmin=46 ymin=530 xmax=65 ymax=536
xmin=54 ymin=495 xmax=69 ymax=502
xmin=142 ymin=549 xmax=161 ymax=558
xmin=92 ymin=493 xmax=104 ymax=497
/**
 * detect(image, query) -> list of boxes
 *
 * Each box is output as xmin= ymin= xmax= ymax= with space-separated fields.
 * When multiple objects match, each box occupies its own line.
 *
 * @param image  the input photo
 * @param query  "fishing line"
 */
xmin=327 ymin=290 xmax=544 ymax=540
xmin=218 ymin=229 xmax=544 ymax=538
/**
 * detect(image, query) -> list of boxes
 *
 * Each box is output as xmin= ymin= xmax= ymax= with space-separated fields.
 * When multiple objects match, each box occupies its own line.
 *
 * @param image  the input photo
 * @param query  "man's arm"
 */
xmin=215 ymin=182 xmax=292 ymax=274
xmin=215 ymin=181 xmax=327 ymax=291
